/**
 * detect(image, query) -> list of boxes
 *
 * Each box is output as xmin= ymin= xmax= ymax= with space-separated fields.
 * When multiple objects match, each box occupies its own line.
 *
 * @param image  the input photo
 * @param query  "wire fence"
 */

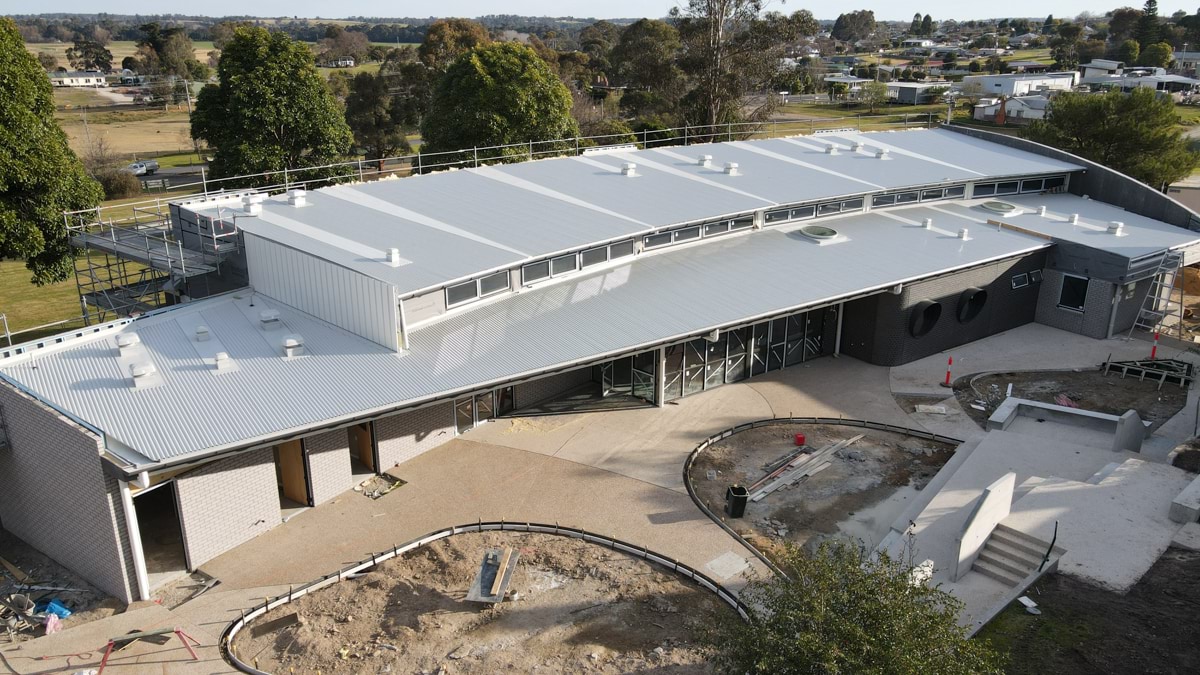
xmin=221 ymin=520 xmax=754 ymax=674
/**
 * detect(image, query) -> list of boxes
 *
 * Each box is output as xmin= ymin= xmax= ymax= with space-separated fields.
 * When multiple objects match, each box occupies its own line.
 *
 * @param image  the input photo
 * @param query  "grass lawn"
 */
xmin=56 ymin=106 xmax=193 ymax=158
xmin=1176 ymin=103 xmax=1200 ymax=127
xmin=152 ymin=151 xmax=206 ymax=168
xmin=1007 ymin=48 xmax=1055 ymax=64
xmin=778 ymin=101 xmax=945 ymax=119
xmin=51 ymin=87 xmax=114 ymax=108
xmin=0 ymin=259 xmax=84 ymax=339
xmin=318 ymin=62 xmax=382 ymax=77
xmin=26 ymin=40 xmax=217 ymax=68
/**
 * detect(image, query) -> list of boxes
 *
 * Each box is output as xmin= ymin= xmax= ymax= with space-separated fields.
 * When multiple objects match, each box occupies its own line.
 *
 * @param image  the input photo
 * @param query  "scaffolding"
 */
xmin=66 ymin=199 xmax=238 ymax=325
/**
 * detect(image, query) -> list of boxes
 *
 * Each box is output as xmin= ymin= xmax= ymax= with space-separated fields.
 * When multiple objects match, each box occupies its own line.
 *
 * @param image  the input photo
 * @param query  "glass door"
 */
xmin=726 ymin=328 xmax=748 ymax=383
xmin=683 ymin=339 xmax=706 ymax=397
xmin=785 ymin=313 xmax=806 ymax=366
xmin=750 ymin=323 xmax=769 ymax=377
xmin=600 ymin=361 xmax=614 ymax=396
xmin=803 ymin=308 xmax=826 ymax=361
xmin=474 ymin=391 xmax=495 ymax=424
xmin=705 ymin=333 xmax=727 ymax=389
xmin=632 ymin=351 xmax=656 ymax=403
xmin=455 ymin=397 xmax=475 ymax=434
xmin=495 ymin=386 xmax=515 ymax=417
xmin=663 ymin=345 xmax=684 ymax=402
xmin=611 ymin=356 xmax=633 ymax=395
xmin=767 ymin=318 xmax=787 ymax=371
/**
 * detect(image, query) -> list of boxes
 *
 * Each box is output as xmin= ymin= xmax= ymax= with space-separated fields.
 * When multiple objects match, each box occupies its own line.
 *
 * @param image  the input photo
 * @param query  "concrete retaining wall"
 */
xmin=175 ymin=447 xmax=280 ymax=569
xmin=374 ymin=402 xmax=455 ymax=469
xmin=954 ymin=472 xmax=1016 ymax=581
xmin=304 ymin=429 xmax=353 ymax=506
xmin=0 ymin=382 xmax=137 ymax=602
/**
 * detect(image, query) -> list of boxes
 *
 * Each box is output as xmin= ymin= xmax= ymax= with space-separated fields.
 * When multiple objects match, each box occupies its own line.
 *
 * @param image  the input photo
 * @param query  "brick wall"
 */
xmin=175 ymin=447 xmax=279 ymax=568
xmin=304 ymin=429 xmax=352 ymax=505
xmin=842 ymin=252 xmax=1047 ymax=366
xmin=0 ymin=383 xmax=136 ymax=602
xmin=513 ymin=367 xmax=593 ymax=408
xmin=375 ymin=402 xmax=455 ymax=469
xmin=1035 ymin=269 xmax=1117 ymax=338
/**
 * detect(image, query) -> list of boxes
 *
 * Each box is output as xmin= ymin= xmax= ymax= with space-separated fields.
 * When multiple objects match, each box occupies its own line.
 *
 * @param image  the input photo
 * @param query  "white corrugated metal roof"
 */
xmin=188 ymin=128 xmax=1082 ymax=296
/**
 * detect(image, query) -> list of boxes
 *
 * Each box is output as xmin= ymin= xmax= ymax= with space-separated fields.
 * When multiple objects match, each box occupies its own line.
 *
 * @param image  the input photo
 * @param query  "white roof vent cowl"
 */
xmin=194 ymin=325 xmax=210 ymax=342
xmin=724 ymin=162 xmax=739 ymax=176
xmin=621 ymin=162 xmax=637 ymax=177
xmin=116 ymin=332 xmax=141 ymax=355
xmin=876 ymin=149 xmax=889 ymax=159
xmin=214 ymin=351 xmax=231 ymax=371
xmin=698 ymin=155 xmax=712 ymax=167
xmin=130 ymin=361 xmax=156 ymax=388
xmin=388 ymin=248 xmax=403 ymax=267
xmin=851 ymin=142 xmax=863 ymax=152
xmin=824 ymin=145 xmax=838 ymax=155
xmin=1108 ymin=221 xmax=1125 ymax=236
xmin=1069 ymin=213 xmax=1080 ymax=224
xmin=242 ymin=194 xmax=264 ymax=215
xmin=259 ymin=309 xmax=281 ymax=329
xmin=923 ymin=218 xmax=933 ymax=230
xmin=287 ymin=189 xmax=307 ymax=207
xmin=282 ymin=335 xmax=305 ymax=358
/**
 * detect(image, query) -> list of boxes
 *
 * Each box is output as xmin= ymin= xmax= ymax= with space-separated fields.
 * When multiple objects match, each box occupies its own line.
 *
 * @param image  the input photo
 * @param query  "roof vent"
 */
xmin=824 ymin=145 xmax=839 ymax=155
xmin=958 ymin=228 xmax=971 ymax=240
xmin=1069 ymin=213 xmax=1080 ymax=224
xmin=282 ymin=334 xmax=305 ymax=358
xmin=129 ymin=361 xmax=156 ymax=387
xmin=287 ymin=189 xmax=307 ymax=207
xmin=724 ymin=162 xmax=739 ymax=176
xmin=116 ymin=332 xmax=141 ymax=355
xmin=1108 ymin=221 xmax=1125 ymax=236
xmin=621 ymin=162 xmax=637 ymax=177
xmin=194 ymin=325 xmax=210 ymax=342
xmin=1037 ymin=205 xmax=1047 ymax=216
xmin=387 ymin=248 xmax=402 ymax=267
xmin=875 ymin=149 xmax=889 ymax=159
xmin=698 ymin=154 xmax=712 ymax=167
xmin=923 ymin=218 xmax=933 ymax=230
xmin=259 ymin=309 xmax=281 ymax=329
xmin=214 ymin=351 xmax=231 ymax=371
xmin=850 ymin=142 xmax=863 ymax=152
xmin=242 ymin=194 xmax=263 ymax=215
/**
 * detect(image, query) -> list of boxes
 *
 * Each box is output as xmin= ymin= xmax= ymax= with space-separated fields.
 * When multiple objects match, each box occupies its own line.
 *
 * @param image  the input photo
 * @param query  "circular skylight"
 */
xmin=799 ymin=224 xmax=839 ymax=240
xmin=980 ymin=200 xmax=1020 ymax=215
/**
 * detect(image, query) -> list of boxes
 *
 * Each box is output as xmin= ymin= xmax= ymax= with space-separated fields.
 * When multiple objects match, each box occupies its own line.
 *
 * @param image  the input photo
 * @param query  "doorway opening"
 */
xmin=273 ymin=439 xmax=311 ymax=520
xmin=347 ymin=422 xmax=377 ymax=483
xmin=132 ymin=481 xmax=188 ymax=589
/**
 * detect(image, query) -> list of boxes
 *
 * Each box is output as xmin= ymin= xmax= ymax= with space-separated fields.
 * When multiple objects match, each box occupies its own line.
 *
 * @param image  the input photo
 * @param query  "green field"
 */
xmin=0 ymin=259 xmax=84 ymax=340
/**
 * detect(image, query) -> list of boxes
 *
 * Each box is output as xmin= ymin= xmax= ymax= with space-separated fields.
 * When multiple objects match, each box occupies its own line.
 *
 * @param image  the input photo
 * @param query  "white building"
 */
xmin=49 ymin=71 xmax=107 ymax=87
xmin=960 ymin=72 xmax=1078 ymax=97
xmin=972 ymin=95 xmax=1051 ymax=124
xmin=902 ymin=38 xmax=935 ymax=48
xmin=1081 ymin=59 xmax=1125 ymax=80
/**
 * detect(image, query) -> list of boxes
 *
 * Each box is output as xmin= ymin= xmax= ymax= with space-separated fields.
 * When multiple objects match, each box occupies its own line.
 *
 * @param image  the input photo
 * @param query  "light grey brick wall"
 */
xmin=1035 ymin=269 xmax=1117 ymax=338
xmin=304 ymin=429 xmax=352 ymax=505
xmin=0 ymin=383 xmax=136 ymax=602
xmin=513 ymin=367 xmax=592 ymax=408
xmin=175 ymin=447 xmax=279 ymax=568
xmin=375 ymin=402 xmax=455 ymax=469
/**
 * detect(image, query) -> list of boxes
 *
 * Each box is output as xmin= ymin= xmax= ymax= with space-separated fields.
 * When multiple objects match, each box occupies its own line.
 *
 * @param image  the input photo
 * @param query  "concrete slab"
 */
xmin=1171 ymin=522 xmax=1200 ymax=550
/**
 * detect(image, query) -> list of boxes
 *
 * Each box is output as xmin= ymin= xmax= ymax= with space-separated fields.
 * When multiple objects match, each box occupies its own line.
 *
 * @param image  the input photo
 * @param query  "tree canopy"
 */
xmin=831 ymin=10 xmax=876 ymax=42
xmin=65 ymin=38 xmax=112 ymax=71
xmin=191 ymin=26 xmax=353 ymax=184
xmin=420 ymin=42 xmax=579 ymax=158
xmin=702 ymin=542 xmax=1004 ymax=674
xmin=345 ymin=72 xmax=411 ymax=161
xmin=418 ymin=18 xmax=491 ymax=71
xmin=0 ymin=18 xmax=103 ymax=284
xmin=1023 ymin=88 xmax=1197 ymax=188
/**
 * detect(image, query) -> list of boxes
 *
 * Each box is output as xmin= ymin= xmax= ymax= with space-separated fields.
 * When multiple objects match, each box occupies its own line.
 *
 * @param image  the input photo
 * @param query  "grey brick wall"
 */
xmin=0 ymin=383 xmax=136 ymax=602
xmin=513 ymin=367 xmax=592 ymax=408
xmin=175 ymin=447 xmax=279 ymax=568
xmin=842 ymin=252 xmax=1047 ymax=366
xmin=304 ymin=429 xmax=352 ymax=505
xmin=375 ymin=402 xmax=455 ymax=469
xmin=1035 ymin=269 xmax=1118 ymax=338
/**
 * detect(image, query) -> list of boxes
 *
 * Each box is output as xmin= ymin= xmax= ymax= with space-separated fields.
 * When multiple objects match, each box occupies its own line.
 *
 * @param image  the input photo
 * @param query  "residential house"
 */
xmin=49 ymin=71 xmax=107 ymax=87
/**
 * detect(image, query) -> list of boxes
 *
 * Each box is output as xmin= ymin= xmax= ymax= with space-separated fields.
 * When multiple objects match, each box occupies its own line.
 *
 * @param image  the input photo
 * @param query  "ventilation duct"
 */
xmin=698 ymin=155 xmax=712 ymax=167
xmin=875 ymin=149 xmax=889 ymax=159
xmin=116 ymin=332 xmax=141 ymax=356
xmin=621 ymin=162 xmax=637 ymax=177
xmin=242 ymin=194 xmax=264 ymax=215
xmin=923 ymin=218 xmax=933 ymax=230
xmin=1108 ymin=221 xmax=1125 ymax=236
xmin=850 ymin=142 xmax=863 ymax=152
xmin=387 ymin=248 xmax=403 ymax=267
xmin=194 ymin=325 xmax=210 ymax=342
xmin=129 ymin=362 xmax=157 ymax=388
xmin=282 ymin=335 xmax=305 ymax=358
xmin=214 ymin=351 xmax=231 ymax=371
xmin=1037 ymin=205 xmax=1047 ymax=216
xmin=724 ymin=162 xmax=739 ymax=176
xmin=259 ymin=309 xmax=281 ymax=329
xmin=287 ymin=189 xmax=307 ymax=207
xmin=958 ymin=228 xmax=970 ymax=240
xmin=1069 ymin=213 xmax=1080 ymax=224
xmin=824 ymin=145 xmax=838 ymax=155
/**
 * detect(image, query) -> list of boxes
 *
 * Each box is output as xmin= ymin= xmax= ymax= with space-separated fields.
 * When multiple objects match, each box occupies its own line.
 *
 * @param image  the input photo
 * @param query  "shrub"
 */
xmin=95 ymin=170 xmax=143 ymax=200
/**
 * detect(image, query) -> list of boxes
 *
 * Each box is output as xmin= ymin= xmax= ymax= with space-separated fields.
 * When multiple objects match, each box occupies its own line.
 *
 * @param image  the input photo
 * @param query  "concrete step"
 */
xmin=983 ymin=537 xmax=1045 ymax=568
xmin=972 ymin=558 xmax=1021 ymax=587
xmin=993 ymin=524 xmax=1055 ymax=556
xmin=978 ymin=547 xmax=1037 ymax=578
xmin=1087 ymin=461 xmax=1123 ymax=485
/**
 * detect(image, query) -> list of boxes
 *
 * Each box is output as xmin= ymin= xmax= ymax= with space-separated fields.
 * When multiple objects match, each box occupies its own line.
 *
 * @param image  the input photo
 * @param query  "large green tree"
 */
xmin=418 ymin=18 xmax=491 ymax=71
xmin=345 ymin=72 xmax=411 ymax=161
xmin=609 ymin=19 xmax=686 ymax=100
xmin=0 ymin=18 xmax=103 ymax=284
xmin=1024 ymin=88 xmax=1197 ymax=188
xmin=421 ymin=42 xmax=579 ymax=159
xmin=65 ymin=38 xmax=112 ymax=71
xmin=191 ymin=27 xmax=353 ymax=185
xmin=1136 ymin=0 xmax=1160 ymax=48
xmin=702 ymin=542 xmax=1003 ymax=674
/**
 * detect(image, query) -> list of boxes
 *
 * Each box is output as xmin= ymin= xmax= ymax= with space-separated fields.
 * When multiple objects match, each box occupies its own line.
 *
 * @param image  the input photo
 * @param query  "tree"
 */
xmin=1051 ymin=23 xmax=1083 ymax=69
xmin=421 ymin=42 xmax=579 ymax=158
xmin=579 ymin=20 xmax=621 ymax=76
xmin=1118 ymin=38 xmax=1141 ymax=64
xmin=701 ymin=542 xmax=1004 ymax=674
xmin=831 ymin=10 xmax=876 ymax=43
xmin=909 ymin=13 xmax=922 ymax=35
xmin=859 ymin=80 xmax=888 ymax=112
xmin=609 ymin=19 xmax=685 ymax=101
xmin=1136 ymin=0 xmax=1160 ymax=47
xmin=1024 ymin=88 xmax=1197 ymax=188
xmin=318 ymin=26 xmax=369 ymax=64
xmin=345 ymin=72 xmax=411 ymax=161
xmin=1109 ymin=7 xmax=1143 ymax=44
xmin=418 ymin=18 xmax=491 ymax=71
xmin=65 ymin=38 xmax=112 ymax=71
xmin=36 ymin=51 xmax=57 ymax=70
xmin=672 ymin=1 xmax=818 ymax=130
xmin=1042 ymin=14 xmax=1057 ymax=34
xmin=191 ymin=27 xmax=353 ymax=184
xmin=921 ymin=14 xmax=934 ymax=36
xmin=1140 ymin=41 xmax=1174 ymax=67
xmin=0 ymin=18 xmax=104 ymax=285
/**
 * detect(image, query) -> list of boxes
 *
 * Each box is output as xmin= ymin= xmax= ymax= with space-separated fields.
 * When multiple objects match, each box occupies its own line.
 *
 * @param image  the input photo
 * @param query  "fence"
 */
xmin=66 ymin=112 xmax=940 ymax=224
xmin=221 ymin=520 xmax=752 ymax=674
xmin=682 ymin=416 xmax=965 ymax=579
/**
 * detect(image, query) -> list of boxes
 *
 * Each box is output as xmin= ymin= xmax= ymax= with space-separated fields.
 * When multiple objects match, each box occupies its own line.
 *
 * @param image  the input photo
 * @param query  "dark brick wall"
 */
xmin=842 ymin=252 xmax=1047 ymax=366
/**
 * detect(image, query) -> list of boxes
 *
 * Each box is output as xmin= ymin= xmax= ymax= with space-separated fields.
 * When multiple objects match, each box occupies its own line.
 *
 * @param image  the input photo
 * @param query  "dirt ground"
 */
xmin=0 ymin=528 xmax=121 ymax=643
xmin=688 ymin=424 xmax=955 ymax=559
xmin=977 ymin=548 xmax=1200 ymax=674
xmin=233 ymin=531 xmax=727 ymax=674
xmin=954 ymin=369 xmax=1188 ymax=430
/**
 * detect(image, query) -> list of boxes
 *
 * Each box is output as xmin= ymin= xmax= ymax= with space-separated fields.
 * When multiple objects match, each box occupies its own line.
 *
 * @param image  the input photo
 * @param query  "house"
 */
xmin=887 ymin=81 xmax=946 ymax=104
xmin=321 ymin=57 xmax=356 ymax=68
xmin=1172 ymin=51 xmax=1200 ymax=73
xmin=49 ymin=71 xmax=107 ymax=87
xmin=1081 ymin=59 xmax=1124 ymax=80
xmin=1005 ymin=61 xmax=1050 ymax=73
xmin=959 ymin=72 xmax=1078 ymax=97
xmin=902 ymin=38 xmax=935 ymax=48
xmin=823 ymin=75 xmax=872 ymax=97
xmin=1011 ymin=32 xmax=1042 ymax=47
xmin=3 ymin=128 xmax=1200 ymax=605
xmin=972 ymin=95 xmax=1052 ymax=124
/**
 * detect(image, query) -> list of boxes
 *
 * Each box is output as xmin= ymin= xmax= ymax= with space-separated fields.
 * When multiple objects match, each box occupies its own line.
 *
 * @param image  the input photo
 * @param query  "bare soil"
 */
xmin=688 ymin=424 xmax=955 ymax=559
xmin=1 ymin=528 xmax=121 ymax=642
xmin=954 ymin=369 xmax=1188 ymax=431
xmin=977 ymin=548 xmax=1200 ymax=674
xmin=233 ymin=531 xmax=727 ymax=674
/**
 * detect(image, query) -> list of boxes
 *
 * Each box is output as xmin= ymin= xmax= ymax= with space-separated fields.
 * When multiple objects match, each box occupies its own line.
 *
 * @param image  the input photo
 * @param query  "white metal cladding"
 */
xmin=244 ymin=234 xmax=399 ymax=351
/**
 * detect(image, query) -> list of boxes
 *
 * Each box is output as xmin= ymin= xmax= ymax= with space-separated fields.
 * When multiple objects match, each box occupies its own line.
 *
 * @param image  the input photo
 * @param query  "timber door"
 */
xmin=275 ymin=440 xmax=310 ymax=506
xmin=349 ymin=423 xmax=376 ymax=472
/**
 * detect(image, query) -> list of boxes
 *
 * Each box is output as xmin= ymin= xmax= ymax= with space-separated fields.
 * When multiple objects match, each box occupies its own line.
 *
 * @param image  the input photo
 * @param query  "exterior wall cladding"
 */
xmin=304 ymin=428 xmax=353 ymax=506
xmin=175 ymin=447 xmax=280 ymax=569
xmin=1033 ymin=269 xmax=1153 ymax=338
xmin=0 ymin=383 xmax=137 ymax=602
xmin=841 ymin=252 xmax=1048 ymax=366
xmin=375 ymin=402 xmax=456 ymax=469
xmin=514 ymin=367 xmax=593 ymax=408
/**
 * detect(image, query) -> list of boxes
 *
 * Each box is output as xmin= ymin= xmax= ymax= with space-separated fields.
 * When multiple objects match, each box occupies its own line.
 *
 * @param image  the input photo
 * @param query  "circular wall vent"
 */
xmin=957 ymin=287 xmax=988 ymax=323
xmin=799 ymin=224 xmax=839 ymax=240
xmin=980 ymin=200 xmax=1020 ymax=215
xmin=909 ymin=300 xmax=942 ymax=338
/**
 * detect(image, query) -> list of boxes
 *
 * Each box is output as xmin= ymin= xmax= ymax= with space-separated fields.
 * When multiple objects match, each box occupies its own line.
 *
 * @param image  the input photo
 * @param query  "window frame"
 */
xmin=644 ymin=232 xmax=673 ymax=249
xmin=478 ymin=270 xmax=510 ymax=298
xmin=609 ymin=239 xmax=636 ymax=259
xmin=1010 ymin=273 xmax=1029 ymax=290
xmin=445 ymin=279 xmax=480 ymax=308
xmin=550 ymin=253 xmax=579 ymax=277
xmin=521 ymin=260 xmax=551 ymax=285
xmin=580 ymin=245 xmax=609 ymax=268
xmin=1057 ymin=274 xmax=1089 ymax=312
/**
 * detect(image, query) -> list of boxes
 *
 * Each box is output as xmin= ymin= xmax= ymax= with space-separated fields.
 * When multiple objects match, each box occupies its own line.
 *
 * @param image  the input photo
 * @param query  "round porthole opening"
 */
xmin=957 ymin=287 xmax=987 ymax=323
xmin=980 ymin=200 xmax=1020 ymax=215
xmin=799 ymin=224 xmax=839 ymax=240
xmin=909 ymin=300 xmax=942 ymax=338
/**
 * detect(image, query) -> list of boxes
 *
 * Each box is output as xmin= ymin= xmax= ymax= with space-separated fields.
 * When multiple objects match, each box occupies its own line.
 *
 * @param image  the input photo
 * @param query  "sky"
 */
xmin=19 ymin=2 xmax=1200 ymax=23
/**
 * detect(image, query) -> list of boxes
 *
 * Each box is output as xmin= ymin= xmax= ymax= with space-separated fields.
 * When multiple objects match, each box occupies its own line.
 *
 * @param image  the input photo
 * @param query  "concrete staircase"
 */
xmin=972 ymin=524 xmax=1062 ymax=587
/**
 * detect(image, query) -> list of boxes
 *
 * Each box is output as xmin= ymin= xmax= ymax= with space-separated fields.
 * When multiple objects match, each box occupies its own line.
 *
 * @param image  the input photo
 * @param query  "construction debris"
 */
xmin=357 ymin=474 xmax=406 ymax=500
xmin=914 ymin=404 xmax=947 ymax=415
xmin=749 ymin=435 xmax=863 ymax=503
xmin=466 ymin=547 xmax=520 ymax=603
xmin=1102 ymin=358 xmax=1195 ymax=390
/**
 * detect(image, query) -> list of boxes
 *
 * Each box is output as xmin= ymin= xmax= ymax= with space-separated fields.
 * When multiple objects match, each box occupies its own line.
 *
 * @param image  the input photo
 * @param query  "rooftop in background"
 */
xmin=185 ymin=128 xmax=1082 ymax=297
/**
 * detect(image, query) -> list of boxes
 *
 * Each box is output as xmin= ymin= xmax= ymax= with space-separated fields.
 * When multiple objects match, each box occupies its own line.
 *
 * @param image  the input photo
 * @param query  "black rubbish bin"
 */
xmin=725 ymin=485 xmax=749 ymax=519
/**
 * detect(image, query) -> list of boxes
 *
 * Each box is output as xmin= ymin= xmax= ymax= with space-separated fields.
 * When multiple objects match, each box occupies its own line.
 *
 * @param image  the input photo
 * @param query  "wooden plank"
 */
xmin=489 ymin=548 xmax=513 ymax=597
xmin=251 ymin=612 xmax=300 ymax=638
xmin=0 ymin=557 xmax=32 ymax=584
xmin=747 ymin=443 xmax=834 ymax=492
xmin=751 ymin=435 xmax=862 ymax=502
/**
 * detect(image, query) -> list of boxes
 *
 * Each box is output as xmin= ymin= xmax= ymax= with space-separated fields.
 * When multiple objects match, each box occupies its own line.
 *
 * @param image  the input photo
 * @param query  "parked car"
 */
xmin=123 ymin=160 xmax=159 ymax=176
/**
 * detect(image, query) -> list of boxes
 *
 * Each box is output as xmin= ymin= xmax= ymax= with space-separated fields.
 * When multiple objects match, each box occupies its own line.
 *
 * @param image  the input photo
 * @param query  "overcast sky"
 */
xmin=23 ymin=2 xmax=1199 ymax=23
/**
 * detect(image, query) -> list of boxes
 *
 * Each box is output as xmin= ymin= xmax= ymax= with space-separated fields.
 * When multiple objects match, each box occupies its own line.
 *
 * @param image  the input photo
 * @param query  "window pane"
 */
xmin=974 ymin=183 xmax=996 ymax=196
xmin=1058 ymin=275 xmax=1088 ymax=310
xmin=1029 ymin=270 xmax=1043 ymax=282
xmin=872 ymin=194 xmax=897 ymax=207
xmin=609 ymin=239 xmax=636 ymax=259
xmin=644 ymin=232 xmax=672 ymax=248
xmin=996 ymin=181 xmax=1019 ymax=195
xmin=1043 ymin=175 xmax=1065 ymax=190
xmin=479 ymin=270 xmax=509 ymax=296
xmin=581 ymin=246 xmax=608 ymax=267
xmin=1010 ymin=273 xmax=1029 ymax=289
xmin=704 ymin=221 xmax=731 ymax=236
xmin=551 ymin=253 xmax=578 ymax=275
xmin=1021 ymin=179 xmax=1044 ymax=193
xmin=896 ymin=191 xmax=919 ymax=203
xmin=818 ymin=202 xmax=841 ymax=216
xmin=790 ymin=206 xmax=815 ymax=220
xmin=921 ymin=189 xmax=943 ymax=200
xmin=730 ymin=216 xmax=754 ymax=230
xmin=946 ymin=185 xmax=966 ymax=198
xmin=446 ymin=280 xmax=478 ymax=306
xmin=842 ymin=198 xmax=864 ymax=210
xmin=522 ymin=261 xmax=550 ymax=284
xmin=674 ymin=226 xmax=701 ymax=242
xmin=765 ymin=209 xmax=790 ymax=224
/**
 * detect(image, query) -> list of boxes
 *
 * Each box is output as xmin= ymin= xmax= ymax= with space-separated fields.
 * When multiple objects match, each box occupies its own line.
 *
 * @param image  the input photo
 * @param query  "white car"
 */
xmin=123 ymin=160 xmax=160 ymax=176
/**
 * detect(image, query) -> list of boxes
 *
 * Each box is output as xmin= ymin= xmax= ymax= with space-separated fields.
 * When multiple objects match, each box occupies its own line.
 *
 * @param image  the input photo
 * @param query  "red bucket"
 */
xmin=794 ymin=433 xmax=806 ymax=446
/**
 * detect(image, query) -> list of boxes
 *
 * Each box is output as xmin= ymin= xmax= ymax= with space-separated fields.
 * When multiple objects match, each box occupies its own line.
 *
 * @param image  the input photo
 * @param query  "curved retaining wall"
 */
xmin=221 ymin=521 xmax=751 ymax=674
xmin=682 ymin=417 xmax=964 ymax=578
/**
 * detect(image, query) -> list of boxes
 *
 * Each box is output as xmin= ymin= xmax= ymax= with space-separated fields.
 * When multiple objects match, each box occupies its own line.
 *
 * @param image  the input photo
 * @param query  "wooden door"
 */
xmin=276 ymin=440 xmax=309 ymax=505
xmin=350 ymin=423 xmax=375 ymax=472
